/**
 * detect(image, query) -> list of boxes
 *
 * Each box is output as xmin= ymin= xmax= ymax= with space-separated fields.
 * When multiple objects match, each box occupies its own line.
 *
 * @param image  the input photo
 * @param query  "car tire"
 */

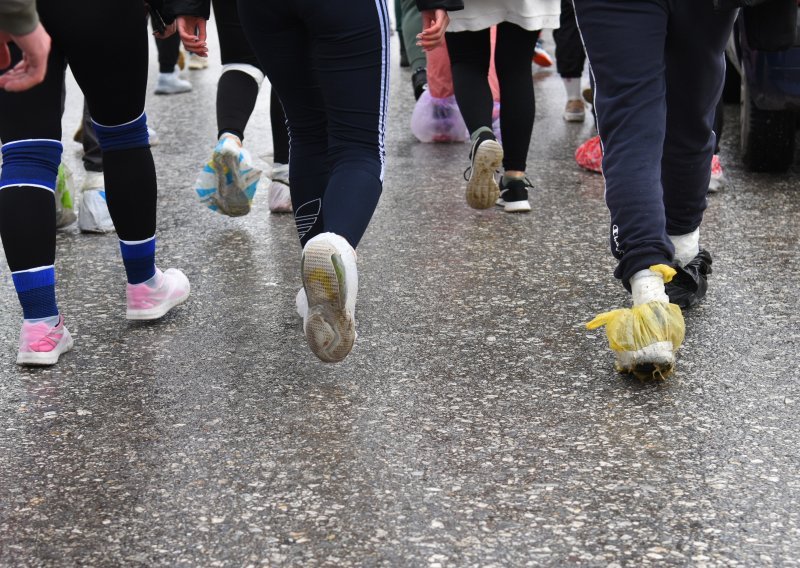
xmin=740 ymin=74 xmax=796 ymax=172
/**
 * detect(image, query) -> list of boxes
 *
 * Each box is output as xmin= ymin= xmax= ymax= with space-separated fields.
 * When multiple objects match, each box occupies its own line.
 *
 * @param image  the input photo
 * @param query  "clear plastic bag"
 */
xmin=55 ymin=163 xmax=77 ymax=228
xmin=410 ymin=91 xmax=469 ymax=143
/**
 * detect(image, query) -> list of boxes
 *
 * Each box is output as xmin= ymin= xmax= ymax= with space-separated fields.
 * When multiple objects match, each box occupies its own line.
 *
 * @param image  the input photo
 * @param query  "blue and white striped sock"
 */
xmin=11 ymin=266 xmax=59 ymax=324
xmin=119 ymin=236 xmax=156 ymax=285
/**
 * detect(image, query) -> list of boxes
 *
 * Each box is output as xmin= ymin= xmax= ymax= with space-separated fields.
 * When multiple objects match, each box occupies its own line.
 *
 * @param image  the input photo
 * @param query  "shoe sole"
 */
xmin=466 ymin=140 xmax=503 ymax=210
xmin=563 ymin=112 xmax=586 ymax=123
xmin=17 ymin=332 xmax=74 ymax=366
xmin=496 ymin=198 xmax=532 ymax=213
xmin=154 ymin=88 xmax=192 ymax=95
xmin=302 ymin=241 xmax=355 ymax=363
xmin=212 ymin=150 xmax=253 ymax=217
xmin=615 ymin=341 xmax=675 ymax=380
xmin=126 ymin=286 xmax=191 ymax=321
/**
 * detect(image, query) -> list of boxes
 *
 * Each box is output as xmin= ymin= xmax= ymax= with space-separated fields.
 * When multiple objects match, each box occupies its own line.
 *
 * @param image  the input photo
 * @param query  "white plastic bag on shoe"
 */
xmin=79 ymin=171 xmax=115 ymax=233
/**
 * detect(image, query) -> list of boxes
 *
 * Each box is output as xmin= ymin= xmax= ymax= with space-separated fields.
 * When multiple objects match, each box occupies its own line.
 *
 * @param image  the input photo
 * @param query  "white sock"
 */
xmin=630 ymin=268 xmax=669 ymax=306
xmin=563 ymin=77 xmax=581 ymax=100
xmin=669 ymin=228 xmax=700 ymax=267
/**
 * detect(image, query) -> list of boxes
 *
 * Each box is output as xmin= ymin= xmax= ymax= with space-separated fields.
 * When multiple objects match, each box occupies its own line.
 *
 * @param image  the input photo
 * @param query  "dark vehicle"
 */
xmin=725 ymin=1 xmax=800 ymax=172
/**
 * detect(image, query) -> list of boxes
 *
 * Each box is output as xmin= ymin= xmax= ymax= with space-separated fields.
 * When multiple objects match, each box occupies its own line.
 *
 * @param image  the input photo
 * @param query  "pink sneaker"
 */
xmin=17 ymin=315 xmax=74 ymax=366
xmin=708 ymin=154 xmax=726 ymax=192
xmin=126 ymin=268 xmax=190 ymax=320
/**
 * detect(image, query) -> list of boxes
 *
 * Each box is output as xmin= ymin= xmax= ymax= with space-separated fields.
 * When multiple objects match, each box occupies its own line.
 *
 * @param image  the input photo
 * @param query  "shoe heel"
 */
xmin=302 ymin=242 xmax=355 ymax=362
xmin=467 ymin=140 xmax=503 ymax=210
xmin=212 ymin=151 xmax=251 ymax=217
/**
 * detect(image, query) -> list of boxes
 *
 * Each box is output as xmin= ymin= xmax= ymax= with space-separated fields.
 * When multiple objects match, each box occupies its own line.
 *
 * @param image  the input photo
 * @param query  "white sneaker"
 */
xmin=79 ymin=172 xmax=115 ymax=233
xmin=154 ymin=69 xmax=192 ymax=95
xmin=187 ymin=52 xmax=209 ymax=70
xmin=268 ymin=163 xmax=292 ymax=213
xmin=301 ymin=233 xmax=357 ymax=363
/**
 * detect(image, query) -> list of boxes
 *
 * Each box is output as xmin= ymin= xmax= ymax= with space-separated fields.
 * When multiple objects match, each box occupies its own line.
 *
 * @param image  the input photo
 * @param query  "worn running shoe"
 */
xmin=708 ymin=154 xmax=726 ymax=193
xmin=666 ymin=249 xmax=713 ymax=309
xmin=575 ymin=135 xmax=603 ymax=173
xmin=17 ymin=315 xmax=74 ymax=366
xmin=268 ymin=163 xmax=292 ymax=213
xmin=532 ymin=39 xmax=554 ymax=67
xmin=126 ymin=268 xmax=190 ymax=320
xmin=79 ymin=171 xmax=115 ymax=234
xmin=587 ymin=265 xmax=685 ymax=380
xmin=465 ymin=136 xmax=503 ymax=209
xmin=563 ymin=99 xmax=586 ymax=123
xmin=195 ymin=136 xmax=262 ymax=217
xmin=497 ymin=176 xmax=532 ymax=213
xmin=301 ymin=233 xmax=357 ymax=363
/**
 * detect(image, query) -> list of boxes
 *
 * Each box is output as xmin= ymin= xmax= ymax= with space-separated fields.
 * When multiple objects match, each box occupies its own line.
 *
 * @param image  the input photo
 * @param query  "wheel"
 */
xmin=740 ymin=74 xmax=796 ymax=172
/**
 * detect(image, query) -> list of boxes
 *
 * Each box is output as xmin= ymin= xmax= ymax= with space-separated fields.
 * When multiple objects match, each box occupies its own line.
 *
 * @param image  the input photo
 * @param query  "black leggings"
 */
xmin=446 ymin=23 xmax=539 ymax=172
xmin=238 ymin=0 xmax=389 ymax=248
xmin=212 ymin=0 xmax=289 ymax=162
xmin=0 ymin=0 xmax=156 ymax=271
xmin=155 ymin=33 xmax=181 ymax=74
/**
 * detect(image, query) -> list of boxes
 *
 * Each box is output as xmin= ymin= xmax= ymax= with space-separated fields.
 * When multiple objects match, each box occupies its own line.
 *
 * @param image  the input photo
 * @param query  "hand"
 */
xmin=153 ymin=21 xmax=178 ymax=40
xmin=176 ymin=16 xmax=208 ymax=57
xmin=417 ymin=9 xmax=449 ymax=51
xmin=0 ymin=23 xmax=51 ymax=92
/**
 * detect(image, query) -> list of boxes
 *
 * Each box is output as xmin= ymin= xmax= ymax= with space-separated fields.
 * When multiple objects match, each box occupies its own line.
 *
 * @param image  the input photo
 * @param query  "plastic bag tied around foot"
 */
xmin=586 ymin=265 xmax=686 ymax=375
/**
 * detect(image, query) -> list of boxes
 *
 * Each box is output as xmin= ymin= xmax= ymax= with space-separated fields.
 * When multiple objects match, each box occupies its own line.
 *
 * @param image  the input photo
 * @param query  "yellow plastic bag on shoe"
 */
xmin=586 ymin=301 xmax=685 ymax=353
xmin=586 ymin=265 xmax=686 ymax=378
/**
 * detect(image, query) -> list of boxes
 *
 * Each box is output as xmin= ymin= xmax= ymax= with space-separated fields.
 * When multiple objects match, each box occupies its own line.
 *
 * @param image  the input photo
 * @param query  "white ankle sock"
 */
xmin=563 ymin=77 xmax=581 ymax=100
xmin=669 ymin=228 xmax=700 ymax=267
xmin=630 ymin=268 xmax=669 ymax=306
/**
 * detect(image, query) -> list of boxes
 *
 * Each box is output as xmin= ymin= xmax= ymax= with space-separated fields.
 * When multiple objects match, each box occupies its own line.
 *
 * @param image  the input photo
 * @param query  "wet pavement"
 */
xmin=1 ymin=29 xmax=799 ymax=568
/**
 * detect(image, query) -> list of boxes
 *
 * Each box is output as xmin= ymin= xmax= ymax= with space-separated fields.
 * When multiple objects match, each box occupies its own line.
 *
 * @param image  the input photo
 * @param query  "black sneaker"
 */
xmin=497 ymin=177 xmax=532 ymax=213
xmin=665 ymin=249 xmax=713 ymax=309
xmin=412 ymin=67 xmax=428 ymax=100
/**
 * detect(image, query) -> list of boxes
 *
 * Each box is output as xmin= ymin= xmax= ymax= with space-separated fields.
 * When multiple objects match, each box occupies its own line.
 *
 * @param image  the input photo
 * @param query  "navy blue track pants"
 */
xmin=573 ymin=0 xmax=737 ymax=285
xmin=237 ymin=0 xmax=389 ymax=249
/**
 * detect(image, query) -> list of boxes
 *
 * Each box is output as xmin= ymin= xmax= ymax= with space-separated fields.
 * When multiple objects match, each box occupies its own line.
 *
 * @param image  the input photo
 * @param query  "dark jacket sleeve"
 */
xmin=415 ymin=0 xmax=464 ymax=11
xmin=160 ymin=0 xmax=210 ymax=20
xmin=0 ymin=0 xmax=39 ymax=36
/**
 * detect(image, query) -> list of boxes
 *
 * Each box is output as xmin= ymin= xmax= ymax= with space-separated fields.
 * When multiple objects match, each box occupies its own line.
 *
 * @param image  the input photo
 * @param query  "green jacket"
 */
xmin=0 ymin=0 xmax=38 ymax=36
